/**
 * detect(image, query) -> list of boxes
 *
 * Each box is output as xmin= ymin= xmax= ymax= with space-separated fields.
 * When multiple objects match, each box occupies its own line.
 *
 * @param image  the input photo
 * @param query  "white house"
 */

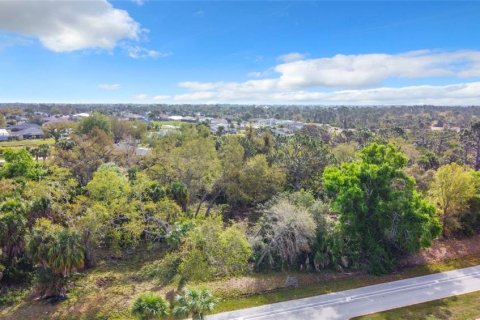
xmin=0 ymin=128 xmax=9 ymax=141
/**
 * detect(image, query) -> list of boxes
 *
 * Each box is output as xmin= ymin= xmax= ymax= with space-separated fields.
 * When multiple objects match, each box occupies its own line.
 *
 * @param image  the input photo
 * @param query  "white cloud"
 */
xmin=0 ymin=0 xmax=140 ymax=52
xmin=98 ymin=83 xmax=120 ymax=90
xmin=274 ymin=50 xmax=480 ymax=89
xmin=132 ymin=0 xmax=145 ymax=6
xmin=153 ymin=95 xmax=171 ymax=101
xmin=166 ymin=81 xmax=480 ymax=105
xmin=179 ymin=81 xmax=225 ymax=91
xmin=176 ymin=50 xmax=480 ymax=95
xmin=161 ymin=50 xmax=480 ymax=105
xmin=125 ymin=45 xmax=171 ymax=59
xmin=133 ymin=93 xmax=149 ymax=100
xmin=278 ymin=52 xmax=306 ymax=63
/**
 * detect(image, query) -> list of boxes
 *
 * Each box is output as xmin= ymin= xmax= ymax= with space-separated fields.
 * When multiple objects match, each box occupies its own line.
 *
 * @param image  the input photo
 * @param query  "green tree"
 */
xmin=331 ymin=142 xmax=358 ymax=164
xmin=27 ymin=219 xmax=84 ymax=298
xmin=276 ymin=134 xmax=333 ymax=191
xmin=323 ymin=143 xmax=441 ymax=274
xmin=132 ymin=292 xmax=169 ymax=320
xmin=178 ymin=219 xmax=251 ymax=280
xmin=76 ymin=113 xmax=111 ymax=136
xmin=0 ymin=149 xmax=45 ymax=180
xmin=52 ymin=132 xmax=113 ymax=185
xmin=0 ymin=199 xmax=28 ymax=280
xmin=86 ymin=164 xmax=130 ymax=203
xmin=226 ymin=154 xmax=285 ymax=207
xmin=0 ymin=113 xmax=6 ymax=128
xmin=429 ymin=163 xmax=476 ymax=237
xmin=167 ymin=181 xmax=189 ymax=212
xmin=42 ymin=122 xmax=72 ymax=142
xmin=173 ymin=288 xmax=217 ymax=320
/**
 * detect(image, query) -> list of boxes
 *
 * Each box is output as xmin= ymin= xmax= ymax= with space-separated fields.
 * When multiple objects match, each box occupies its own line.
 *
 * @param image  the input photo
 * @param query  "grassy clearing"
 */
xmin=354 ymin=290 xmax=480 ymax=320
xmin=1 ymin=255 xmax=480 ymax=320
xmin=151 ymin=121 xmax=185 ymax=127
xmin=0 ymin=138 xmax=55 ymax=148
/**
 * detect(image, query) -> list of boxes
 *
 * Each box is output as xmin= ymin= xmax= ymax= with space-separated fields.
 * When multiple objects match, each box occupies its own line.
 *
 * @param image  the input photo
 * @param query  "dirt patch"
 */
xmin=401 ymin=234 xmax=480 ymax=266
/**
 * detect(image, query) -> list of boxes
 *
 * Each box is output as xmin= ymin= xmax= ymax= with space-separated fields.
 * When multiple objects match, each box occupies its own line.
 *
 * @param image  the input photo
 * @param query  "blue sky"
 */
xmin=0 ymin=1 xmax=480 ymax=105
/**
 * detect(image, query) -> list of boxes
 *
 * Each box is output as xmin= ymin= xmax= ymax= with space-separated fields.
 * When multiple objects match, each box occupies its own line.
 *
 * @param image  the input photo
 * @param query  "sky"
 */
xmin=0 ymin=0 xmax=480 ymax=105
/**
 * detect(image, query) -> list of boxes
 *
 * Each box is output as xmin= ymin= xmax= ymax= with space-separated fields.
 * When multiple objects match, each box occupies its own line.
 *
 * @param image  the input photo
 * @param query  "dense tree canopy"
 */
xmin=323 ymin=144 xmax=441 ymax=274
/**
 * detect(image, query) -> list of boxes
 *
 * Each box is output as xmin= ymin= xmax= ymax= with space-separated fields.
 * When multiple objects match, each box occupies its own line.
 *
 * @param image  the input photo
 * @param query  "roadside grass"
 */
xmin=213 ymin=256 xmax=480 ymax=313
xmin=0 ymin=138 xmax=55 ymax=148
xmin=2 ymin=254 xmax=480 ymax=320
xmin=354 ymin=290 xmax=480 ymax=320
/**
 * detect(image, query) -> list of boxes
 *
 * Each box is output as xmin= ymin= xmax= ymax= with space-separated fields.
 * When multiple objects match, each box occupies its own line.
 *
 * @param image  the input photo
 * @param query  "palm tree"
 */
xmin=173 ymin=288 xmax=217 ymax=320
xmin=27 ymin=221 xmax=84 ymax=298
xmin=47 ymin=229 xmax=84 ymax=277
xmin=131 ymin=292 xmax=169 ymax=320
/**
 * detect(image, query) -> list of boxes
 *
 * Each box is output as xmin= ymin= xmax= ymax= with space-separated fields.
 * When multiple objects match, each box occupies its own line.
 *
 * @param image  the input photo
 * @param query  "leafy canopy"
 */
xmin=323 ymin=143 xmax=441 ymax=274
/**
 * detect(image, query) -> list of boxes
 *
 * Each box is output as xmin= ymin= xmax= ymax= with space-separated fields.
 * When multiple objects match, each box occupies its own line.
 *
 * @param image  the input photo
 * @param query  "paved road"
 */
xmin=208 ymin=265 xmax=480 ymax=320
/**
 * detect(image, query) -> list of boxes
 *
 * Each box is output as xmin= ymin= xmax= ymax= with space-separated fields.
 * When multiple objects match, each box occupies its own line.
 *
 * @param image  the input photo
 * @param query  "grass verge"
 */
xmin=354 ymin=290 xmax=480 ymax=320
xmin=214 ymin=256 xmax=480 ymax=313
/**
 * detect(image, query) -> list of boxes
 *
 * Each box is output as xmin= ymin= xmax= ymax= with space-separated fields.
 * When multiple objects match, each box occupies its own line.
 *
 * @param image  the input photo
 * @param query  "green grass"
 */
xmin=0 ymin=138 xmax=55 ymax=148
xmin=151 ymin=120 xmax=185 ymax=127
xmin=354 ymin=290 xmax=480 ymax=320
xmin=214 ymin=256 xmax=480 ymax=313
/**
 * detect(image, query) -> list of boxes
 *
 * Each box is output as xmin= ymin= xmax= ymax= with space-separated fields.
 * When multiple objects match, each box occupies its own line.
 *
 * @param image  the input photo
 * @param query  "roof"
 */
xmin=73 ymin=113 xmax=90 ymax=118
xmin=10 ymin=127 xmax=44 ymax=137
xmin=7 ymin=123 xmax=42 ymax=132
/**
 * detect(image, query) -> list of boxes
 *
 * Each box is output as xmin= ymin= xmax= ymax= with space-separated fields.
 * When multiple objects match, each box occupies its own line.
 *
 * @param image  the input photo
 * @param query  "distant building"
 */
xmin=168 ymin=115 xmax=196 ymax=122
xmin=0 ymin=128 xmax=9 ymax=141
xmin=6 ymin=123 xmax=44 ymax=139
xmin=121 ymin=112 xmax=148 ymax=122
xmin=10 ymin=127 xmax=45 ymax=139
xmin=42 ymin=115 xmax=72 ymax=126
xmin=71 ymin=113 xmax=90 ymax=121
xmin=114 ymin=142 xmax=152 ymax=156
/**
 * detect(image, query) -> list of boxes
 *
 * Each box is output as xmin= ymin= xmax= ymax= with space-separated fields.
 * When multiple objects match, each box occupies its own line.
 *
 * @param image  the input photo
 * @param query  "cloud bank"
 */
xmin=148 ymin=50 xmax=480 ymax=105
xmin=98 ymin=83 xmax=120 ymax=90
xmin=0 ymin=0 xmax=140 ymax=52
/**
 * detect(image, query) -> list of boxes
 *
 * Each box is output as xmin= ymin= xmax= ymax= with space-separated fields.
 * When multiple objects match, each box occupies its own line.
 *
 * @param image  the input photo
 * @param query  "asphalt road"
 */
xmin=208 ymin=265 xmax=480 ymax=320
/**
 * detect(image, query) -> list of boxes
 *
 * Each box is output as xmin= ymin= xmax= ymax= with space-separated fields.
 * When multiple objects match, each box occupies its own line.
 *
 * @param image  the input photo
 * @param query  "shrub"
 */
xmin=132 ymin=292 xmax=169 ymax=320
xmin=178 ymin=219 xmax=252 ymax=281
xmin=0 ymin=288 xmax=27 ymax=307
xmin=173 ymin=288 xmax=217 ymax=320
xmin=138 ymin=252 xmax=182 ymax=284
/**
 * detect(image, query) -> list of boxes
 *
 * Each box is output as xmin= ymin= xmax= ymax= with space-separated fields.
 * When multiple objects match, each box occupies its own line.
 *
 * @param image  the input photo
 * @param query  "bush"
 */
xmin=132 ymin=292 xmax=169 ymax=320
xmin=178 ymin=219 xmax=252 ymax=281
xmin=138 ymin=252 xmax=181 ymax=284
xmin=251 ymin=196 xmax=316 ymax=270
xmin=0 ymin=288 xmax=27 ymax=307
